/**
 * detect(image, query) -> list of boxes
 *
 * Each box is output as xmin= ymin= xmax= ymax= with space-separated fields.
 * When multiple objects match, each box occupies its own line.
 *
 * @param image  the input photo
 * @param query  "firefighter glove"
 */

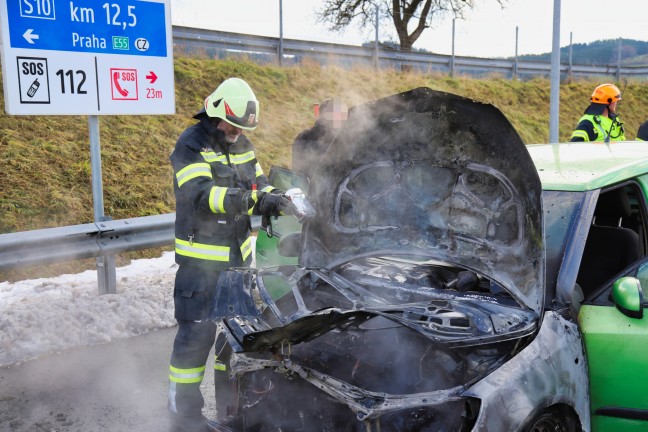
xmin=258 ymin=192 xmax=292 ymax=218
xmin=227 ymin=189 xmax=258 ymax=215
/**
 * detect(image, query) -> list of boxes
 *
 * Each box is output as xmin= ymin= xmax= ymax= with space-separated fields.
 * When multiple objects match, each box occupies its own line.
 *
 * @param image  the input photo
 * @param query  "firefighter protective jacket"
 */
xmin=570 ymin=113 xmax=626 ymax=142
xmin=170 ymin=117 xmax=275 ymax=272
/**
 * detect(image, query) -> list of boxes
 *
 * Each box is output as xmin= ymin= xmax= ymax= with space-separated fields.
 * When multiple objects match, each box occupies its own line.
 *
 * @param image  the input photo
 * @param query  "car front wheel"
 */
xmin=524 ymin=406 xmax=578 ymax=432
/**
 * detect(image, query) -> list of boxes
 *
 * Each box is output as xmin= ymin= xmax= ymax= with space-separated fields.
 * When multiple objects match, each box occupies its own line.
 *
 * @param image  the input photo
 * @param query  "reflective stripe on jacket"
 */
xmin=570 ymin=113 xmax=625 ymax=142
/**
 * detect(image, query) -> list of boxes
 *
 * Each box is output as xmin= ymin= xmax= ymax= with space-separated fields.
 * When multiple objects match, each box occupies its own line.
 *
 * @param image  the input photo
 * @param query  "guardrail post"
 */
xmin=96 ymin=255 xmax=117 ymax=295
xmin=96 ymin=216 xmax=117 ymax=295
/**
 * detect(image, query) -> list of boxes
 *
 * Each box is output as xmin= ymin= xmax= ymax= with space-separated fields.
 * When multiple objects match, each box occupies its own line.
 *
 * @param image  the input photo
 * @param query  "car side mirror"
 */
xmin=278 ymin=232 xmax=301 ymax=257
xmin=612 ymin=276 xmax=644 ymax=319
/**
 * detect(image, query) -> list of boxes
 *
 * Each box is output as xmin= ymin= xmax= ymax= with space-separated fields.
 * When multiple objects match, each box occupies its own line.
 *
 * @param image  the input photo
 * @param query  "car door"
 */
xmin=577 ymin=181 xmax=648 ymax=432
xmin=579 ymin=259 xmax=648 ymax=432
xmin=255 ymin=166 xmax=307 ymax=268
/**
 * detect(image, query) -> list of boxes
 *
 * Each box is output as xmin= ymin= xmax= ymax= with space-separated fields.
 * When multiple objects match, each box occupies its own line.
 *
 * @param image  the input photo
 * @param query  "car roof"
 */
xmin=527 ymin=141 xmax=648 ymax=192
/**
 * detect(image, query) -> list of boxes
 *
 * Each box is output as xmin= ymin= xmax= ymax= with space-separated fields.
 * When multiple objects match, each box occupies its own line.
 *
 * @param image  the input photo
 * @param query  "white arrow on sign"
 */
xmin=23 ymin=29 xmax=39 ymax=44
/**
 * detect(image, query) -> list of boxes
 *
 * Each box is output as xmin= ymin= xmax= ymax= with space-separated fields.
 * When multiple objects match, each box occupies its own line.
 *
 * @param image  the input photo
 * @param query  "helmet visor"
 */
xmin=224 ymin=100 xmax=258 ymax=130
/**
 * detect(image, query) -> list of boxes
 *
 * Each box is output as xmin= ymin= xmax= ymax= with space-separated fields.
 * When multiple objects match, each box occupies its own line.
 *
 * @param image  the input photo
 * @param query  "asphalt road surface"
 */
xmin=0 ymin=327 xmax=217 ymax=432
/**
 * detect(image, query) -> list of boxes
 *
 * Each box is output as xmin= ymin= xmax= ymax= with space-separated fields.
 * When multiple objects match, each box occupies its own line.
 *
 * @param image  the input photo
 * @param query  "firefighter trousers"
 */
xmin=167 ymin=319 xmax=234 ymax=421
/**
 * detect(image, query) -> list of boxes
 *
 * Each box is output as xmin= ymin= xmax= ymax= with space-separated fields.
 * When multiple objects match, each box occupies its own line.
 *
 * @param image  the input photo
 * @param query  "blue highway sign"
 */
xmin=0 ymin=0 xmax=175 ymax=115
xmin=6 ymin=0 xmax=167 ymax=57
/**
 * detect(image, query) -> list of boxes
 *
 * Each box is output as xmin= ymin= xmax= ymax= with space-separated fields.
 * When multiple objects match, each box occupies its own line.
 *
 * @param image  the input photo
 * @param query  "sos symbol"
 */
xmin=21 ymin=61 xmax=45 ymax=76
xmin=17 ymin=57 xmax=50 ymax=103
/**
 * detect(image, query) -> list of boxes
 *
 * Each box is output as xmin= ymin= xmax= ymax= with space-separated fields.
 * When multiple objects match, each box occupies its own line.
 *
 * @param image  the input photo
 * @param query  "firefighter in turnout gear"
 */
xmin=168 ymin=77 xmax=291 ymax=432
xmin=570 ymin=83 xmax=626 ymax=143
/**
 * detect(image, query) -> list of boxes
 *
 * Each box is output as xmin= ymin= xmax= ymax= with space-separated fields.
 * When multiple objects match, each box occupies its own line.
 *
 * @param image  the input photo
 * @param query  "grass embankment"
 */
xmin=2 ymin=55 xmax=648 ymax=279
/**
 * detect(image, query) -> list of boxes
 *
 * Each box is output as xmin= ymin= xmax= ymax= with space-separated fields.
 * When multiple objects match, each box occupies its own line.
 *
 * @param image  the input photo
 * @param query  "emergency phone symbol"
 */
xmin=17 ymin=56 xmax=50 ymax=104
xmin=110 ymin=68 xmax=138 ymax=100
xmin=27 ymin=79 xmax=40 ymax=97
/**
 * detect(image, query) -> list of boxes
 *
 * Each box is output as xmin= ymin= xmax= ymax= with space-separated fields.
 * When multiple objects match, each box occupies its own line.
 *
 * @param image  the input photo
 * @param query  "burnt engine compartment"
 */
xmin=235 ymin=321 xmax=515 ymax=431
xmin=223 ymin=258 xmax=535 ymax=431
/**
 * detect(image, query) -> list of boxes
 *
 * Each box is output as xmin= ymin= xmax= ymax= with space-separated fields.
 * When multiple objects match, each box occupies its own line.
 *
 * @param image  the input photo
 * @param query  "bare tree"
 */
xmin=318 ymin=0 xmax=503 ymax=53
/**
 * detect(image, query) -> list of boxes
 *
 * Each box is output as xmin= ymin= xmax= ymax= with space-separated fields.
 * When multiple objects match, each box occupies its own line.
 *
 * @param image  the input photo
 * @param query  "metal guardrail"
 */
xmin=171 ymin=26 xmax=648 ymax=79
xmin=0 ymin=213 xmax=176 ymax=272
xmin=0 ymin=214 xmax=262 ymax=273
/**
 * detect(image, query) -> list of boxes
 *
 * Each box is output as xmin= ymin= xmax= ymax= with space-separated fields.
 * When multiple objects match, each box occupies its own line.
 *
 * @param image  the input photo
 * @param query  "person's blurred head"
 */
xmin=317 ymin=97 xmax=348 ymax=130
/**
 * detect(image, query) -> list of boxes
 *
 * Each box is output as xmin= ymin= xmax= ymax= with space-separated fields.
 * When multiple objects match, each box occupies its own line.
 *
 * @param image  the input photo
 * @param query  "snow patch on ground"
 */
xmin=0 ymin=252 xmax=178 ymax=367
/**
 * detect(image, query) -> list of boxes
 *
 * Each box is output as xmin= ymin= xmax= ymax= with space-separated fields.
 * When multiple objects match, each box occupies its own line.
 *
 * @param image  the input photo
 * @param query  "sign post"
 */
xmin=0 ymin=0 xmax=175 ymax=293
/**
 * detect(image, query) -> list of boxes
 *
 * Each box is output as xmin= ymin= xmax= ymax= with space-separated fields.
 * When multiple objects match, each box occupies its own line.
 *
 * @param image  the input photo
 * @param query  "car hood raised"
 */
xmin=301 ymin=88 xmax=544 ymax=312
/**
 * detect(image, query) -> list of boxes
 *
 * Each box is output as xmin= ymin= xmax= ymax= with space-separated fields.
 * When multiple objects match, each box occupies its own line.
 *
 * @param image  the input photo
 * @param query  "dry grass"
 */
xmin=2 ymin=55 xmax=648 ymax=278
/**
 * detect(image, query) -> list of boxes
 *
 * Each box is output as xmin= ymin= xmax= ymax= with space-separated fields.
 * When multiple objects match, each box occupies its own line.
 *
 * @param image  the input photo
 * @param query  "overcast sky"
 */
xmin=171 ymin=0 xmax=648 ymax=57
xmin=170 ymin=0 xmax=647 ymax=58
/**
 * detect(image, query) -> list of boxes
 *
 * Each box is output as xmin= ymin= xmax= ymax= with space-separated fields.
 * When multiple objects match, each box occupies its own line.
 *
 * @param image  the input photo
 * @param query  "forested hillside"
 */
xmin=518 ymin=38 xmax=648 ymax=65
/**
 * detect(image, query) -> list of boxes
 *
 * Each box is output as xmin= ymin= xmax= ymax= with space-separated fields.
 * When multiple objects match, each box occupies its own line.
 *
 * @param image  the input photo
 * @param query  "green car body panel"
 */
xmin=528 ymin=141 xmax=648 ymax=191
xmin=528 ymin=142 xmax=648 ymax=432
xmin=579 ymin=303 xmax=648 ymax=432
xmin=255 ymin=216 xmax=301 ymax=270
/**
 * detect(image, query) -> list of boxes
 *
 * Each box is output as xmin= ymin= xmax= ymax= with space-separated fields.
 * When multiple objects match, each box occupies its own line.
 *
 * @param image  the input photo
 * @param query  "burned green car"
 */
xmin=212 ymin=88 xmax=648 ymax=431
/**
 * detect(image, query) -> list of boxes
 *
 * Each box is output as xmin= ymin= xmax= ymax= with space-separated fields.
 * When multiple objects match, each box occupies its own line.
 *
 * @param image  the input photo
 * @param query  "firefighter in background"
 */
xmin=168 ymin=77 xmax=291 ymax=432
xmin=291 ymin=97 xmax=348 ymax=179
xmin=570 ymin=83 xmax=626 ymax=142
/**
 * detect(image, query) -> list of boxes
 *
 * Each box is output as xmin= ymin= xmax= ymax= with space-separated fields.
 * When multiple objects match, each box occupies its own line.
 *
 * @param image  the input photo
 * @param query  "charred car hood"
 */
xmin=301 ymin=88 xmax=544 ymax=312
xmin=214 ymin=89 xmax=545 ymax=429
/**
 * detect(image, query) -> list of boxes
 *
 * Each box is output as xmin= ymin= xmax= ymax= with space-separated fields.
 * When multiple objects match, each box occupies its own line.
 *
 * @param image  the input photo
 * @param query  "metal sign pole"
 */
xmin=450 ymin=19 xmax=456 ymax=78
xmin=549 ymin=0 xmax=561 ymax=144
xmin=374 ymin=7 xmax=379 ymax=70
xmin=88 ymin=115 xmax=116 ymax=294
xmin=514 ymin=26 xmax=519 ymax=80
xmin=278 ymin=0 xmax=284 ymax=65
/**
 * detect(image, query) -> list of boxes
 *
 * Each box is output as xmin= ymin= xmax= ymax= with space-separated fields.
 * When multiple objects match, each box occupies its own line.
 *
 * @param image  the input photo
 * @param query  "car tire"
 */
xmin=524 ymin=406 xmax=578 ymax=432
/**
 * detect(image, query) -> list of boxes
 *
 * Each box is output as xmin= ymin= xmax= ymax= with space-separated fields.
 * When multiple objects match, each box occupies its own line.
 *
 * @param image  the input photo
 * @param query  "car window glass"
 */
xmin=268 ymin=166 xmax=309 ymax=191
xmin=622 ymin=183 xmax=648 ymax=255
xmin=577 ymin=183 xmax=648 ymax=297
xmin=588 ymin=257 xmax=648 ymax=304
xmin=637 ymin=262 xmax=648 ymax=291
